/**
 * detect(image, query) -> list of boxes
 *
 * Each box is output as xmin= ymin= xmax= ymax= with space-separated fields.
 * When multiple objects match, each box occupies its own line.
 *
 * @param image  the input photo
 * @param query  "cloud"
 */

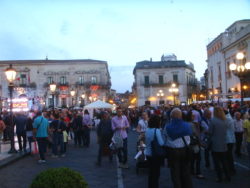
xmin=60 ymin=20 xmax=70 ymax=35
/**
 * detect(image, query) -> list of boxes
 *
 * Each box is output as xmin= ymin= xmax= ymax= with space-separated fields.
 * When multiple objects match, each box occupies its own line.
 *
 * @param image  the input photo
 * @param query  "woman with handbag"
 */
xmin=145 ymin=115 xmax=164 ymax=188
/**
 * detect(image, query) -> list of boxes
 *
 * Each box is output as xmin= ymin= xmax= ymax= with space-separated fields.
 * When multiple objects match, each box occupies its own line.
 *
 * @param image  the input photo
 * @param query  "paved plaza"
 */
xmin=0 ymin=131 xmax=249 ymax=188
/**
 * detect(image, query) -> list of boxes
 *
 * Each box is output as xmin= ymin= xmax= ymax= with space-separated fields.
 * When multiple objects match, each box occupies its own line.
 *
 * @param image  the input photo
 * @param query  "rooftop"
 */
xmin=133 ymin=60 xmax=195 ymax=74
xmin=0 ymin=59 xmax=107 ymax=65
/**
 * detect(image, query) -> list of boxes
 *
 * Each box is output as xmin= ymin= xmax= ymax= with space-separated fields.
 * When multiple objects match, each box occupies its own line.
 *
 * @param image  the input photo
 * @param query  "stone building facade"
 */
xmin=0 ymin=59 xmax=111 ymax=108
xmin=207 ymin=19 xmax=250 ymax=100
xmin=133 ymin=54 xmax=197 ymax=106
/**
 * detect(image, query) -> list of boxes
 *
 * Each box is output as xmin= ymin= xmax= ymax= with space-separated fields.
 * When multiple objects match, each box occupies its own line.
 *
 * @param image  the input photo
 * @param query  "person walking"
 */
xmin=233 ymin=112 xmax=244 ymax=157
xmin=210 ymin=107 xmax=231 ymax=182
xmin=145 ymin=115 xmax=165 ymax=188
xmin=15 ymin=113 xmax=28 ymax=152
xmin=200 ymin=109 xmax=212 ymax=168
xmin=26 ymin=115 xmax=34 ymax=153
xmin=33 ymin=111 xmax=49 ymax=163
xmin=225 ymin=110 xmax=236 ymax=175
xmin=50 ymin=113 xmax=66 ymax=157
xmin=112 ymin=107 xmax=130 ymax=169
xmin=164 ymin=108 xmax=193 ymax=188
xmin=184 ymin=111 xmax=204 ymax=179
xmin=82 ymin=110 xmax=92 ymax=147
xmin=96 ymin=111 xmax=113 ymax=166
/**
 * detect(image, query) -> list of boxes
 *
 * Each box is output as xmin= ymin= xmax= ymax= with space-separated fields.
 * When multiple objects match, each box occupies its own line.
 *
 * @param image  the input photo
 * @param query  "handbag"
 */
xmin=151 ymin=129 xmax=166 ymax=158
xmin=31 ymin=141 xmax=39 ymax=154
xmin=112 ymin=132 xmax=124 ymax=149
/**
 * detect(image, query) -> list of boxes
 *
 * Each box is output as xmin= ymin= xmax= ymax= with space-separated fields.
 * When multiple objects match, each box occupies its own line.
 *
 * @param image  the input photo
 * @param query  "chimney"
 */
xmin=150 ymin=57 xmax=152 ymax=62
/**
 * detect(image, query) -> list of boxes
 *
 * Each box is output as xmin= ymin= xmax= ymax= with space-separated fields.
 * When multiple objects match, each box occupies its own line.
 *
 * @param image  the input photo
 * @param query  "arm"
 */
xmin=156 ymin=129 xmax=165 ymax=146
xmin=136 ymin=121 xmax=141 ymax=133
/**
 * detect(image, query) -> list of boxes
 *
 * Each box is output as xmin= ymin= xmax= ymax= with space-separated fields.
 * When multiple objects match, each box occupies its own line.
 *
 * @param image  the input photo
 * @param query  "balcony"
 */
xmin=143 ymin=81 xmax=179 ymax=88
xmin=18 ymin=82 xmax=37 ymax=88
xmin=75 ymin=82 xmax=111 ymax=90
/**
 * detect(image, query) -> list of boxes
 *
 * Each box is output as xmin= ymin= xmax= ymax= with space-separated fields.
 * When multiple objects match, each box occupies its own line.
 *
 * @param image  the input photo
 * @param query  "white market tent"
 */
xmin=84 ymin=100 xmax=113 ymax=109
xmin=84 ymin=100 xmax=114 ymax=119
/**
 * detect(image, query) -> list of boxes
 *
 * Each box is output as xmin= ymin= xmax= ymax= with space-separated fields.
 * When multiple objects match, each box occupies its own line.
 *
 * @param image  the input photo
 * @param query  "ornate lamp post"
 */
xmin=229 ymin=52 xmax=250 ymax=106
xmin=70 ymin=89 xmax=76 ymax=107
xmin=5 ymin=64 xmax=17 ymax=153
xmin=169 ymin=83 xmax=179 ymax=105
xmin=49 ymin=82 xmax=57 ymax=109
xmin=81 ymin=93 xmax=85 ymax=107
xmin=156 ymin=90 xmax=164 ymax=105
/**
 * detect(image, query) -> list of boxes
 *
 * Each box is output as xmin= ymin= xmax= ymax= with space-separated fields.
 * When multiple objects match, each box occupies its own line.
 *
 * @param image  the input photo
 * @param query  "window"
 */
xmin=79 ymin=76 xmax=84 ymax=84
xmin=173 ymin=74 xmax=178 ymax=83
xmin=144 ymin=76 xmax=149 ymax=85
xmin=20 ymin=74 xmax=27 ymax=85
xmin=159 ymin=75 xmax=163 ymax=84
xmin=60 ymin=76 xmax=66 ymax=84
xmin=48 ymin=77 xmax=53 ymax=84
xmin=91 ymin=76 xmax=97 ymax=84
xmin=218 ymin=64 xmax=222 ymax=81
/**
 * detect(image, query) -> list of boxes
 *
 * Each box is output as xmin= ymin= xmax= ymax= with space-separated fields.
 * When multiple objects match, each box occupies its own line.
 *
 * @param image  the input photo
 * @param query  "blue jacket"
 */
xmin=15 ymin=115 xmax=27 ymax=134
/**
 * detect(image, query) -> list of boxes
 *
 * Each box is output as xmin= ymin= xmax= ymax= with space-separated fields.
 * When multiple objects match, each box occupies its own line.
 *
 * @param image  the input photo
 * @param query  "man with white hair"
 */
xmin=164 ymin=108 xmax=193 ymax=188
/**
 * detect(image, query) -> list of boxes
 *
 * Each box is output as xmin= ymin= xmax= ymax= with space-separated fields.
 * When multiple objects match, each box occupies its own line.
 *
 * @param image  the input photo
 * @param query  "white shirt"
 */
xmin=234 ymin=119 xmax=244 ymax=133
xmin=165 ymin=133 xmax=191 ymax=148
xmin=138 ymin=119 xmax=148 ymax=133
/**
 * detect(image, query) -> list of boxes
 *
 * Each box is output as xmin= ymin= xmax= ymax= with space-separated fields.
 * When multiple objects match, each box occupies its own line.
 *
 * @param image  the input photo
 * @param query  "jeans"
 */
xmin=37 ymin=137 xmax=47 ymax=160
xmin=117 ymin=138 xmax=128 ymax=164
xmin=77 ymin=130 xmax=84 ymax=146
xmin=17 ymin=132 xmax=27 ymax=151
xmin=147 ymin=156 xmax=161 ymax=188
xmin=204 ymin=148 xmax=210 ymax=167
xmin=235 ymin=132 xmax=243 ymax=156
xmin=52 ymin=132 xmax=64 ymax=155
xmin=212 ymin=152 xmax=230 ymax=180
xmin=27 ymin=136 xmax=33 ymax=152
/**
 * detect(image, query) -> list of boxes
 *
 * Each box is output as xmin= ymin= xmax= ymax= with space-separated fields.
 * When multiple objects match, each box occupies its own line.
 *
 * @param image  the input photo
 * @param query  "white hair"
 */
xmin=170 ymin=108 xmax=182 ymax=118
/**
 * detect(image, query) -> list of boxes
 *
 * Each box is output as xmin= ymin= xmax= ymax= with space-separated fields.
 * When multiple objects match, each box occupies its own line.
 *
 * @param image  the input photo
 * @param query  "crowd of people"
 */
xmin=0 ymin=101 xmax=250 ymax=188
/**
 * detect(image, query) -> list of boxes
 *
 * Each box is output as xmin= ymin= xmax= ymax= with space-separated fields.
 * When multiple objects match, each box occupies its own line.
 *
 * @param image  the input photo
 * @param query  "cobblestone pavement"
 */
xmin=0 ymin=130 xmax=249 ymax=188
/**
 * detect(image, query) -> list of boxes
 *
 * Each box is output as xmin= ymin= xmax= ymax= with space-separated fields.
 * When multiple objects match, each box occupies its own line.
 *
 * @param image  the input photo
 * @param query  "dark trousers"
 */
xmin=37 ymin=137 xmax=47 ymax=160
xmin=17 ymin=133 xmax=27 ymax=151
xmin=212 ymin=152 xmax=230 ymax=180
xmin=235 ymin=132 xmax=243 ymax=156
xmin=83 ymin=128 xmax=90 ymax=147
xmin=52 ymin=132 xmax=64 ymax=155
xmin=204 ymin=148 xmax=210 ymax=167
xmin=73 ymin=130 xmax=78 ymax=146
xmin=97 ymin=142 xmax=113 ymax=163
xmin=191 ymin=150 xmax=201 ymax=175
xmin=226 ymin=143 xmax=236 ymax=174
xmin=147 ymin=156 xmax=161 ymax=188
xmin=168 ymin=147 xmax=193 ymax=188
xmin=27 ymin=136 xmax=33 ymax=152
xmin=77 ymin=130 xmax=84 ymax=146
xmin=117 ymin=138 xmax=128 ymax=164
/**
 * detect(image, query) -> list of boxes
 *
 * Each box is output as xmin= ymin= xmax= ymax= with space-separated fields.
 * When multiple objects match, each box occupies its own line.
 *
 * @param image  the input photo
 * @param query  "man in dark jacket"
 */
xmin=72 ymin=113 xmax=83 ymax=147
xmin=15 ymin=113 xmax=28 ymax=152
xmin=96 ymin=112 xmax=113 ymax=166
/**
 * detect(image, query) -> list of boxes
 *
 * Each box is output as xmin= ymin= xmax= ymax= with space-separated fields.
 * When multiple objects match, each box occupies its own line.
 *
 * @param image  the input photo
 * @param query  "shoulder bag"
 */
xmin=151 ymin=128 xmax=166 ymax=158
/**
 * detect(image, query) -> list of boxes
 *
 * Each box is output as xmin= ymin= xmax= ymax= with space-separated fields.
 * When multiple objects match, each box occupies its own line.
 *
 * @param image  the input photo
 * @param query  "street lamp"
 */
xmin=169 ymin=83 xmax=179 ymax=105
xmin=70 ymin=89 xmax=76 ymax=107
xmin=229 ymin=52 xmax=250 ymax=106
xmin=5 ymin=64 xmax=17 ymax=153
xmin=49 ymin=82 xmax=56 ymax=109
xmin=81 ymin=93 xmax=85 ymax=106
xmin=156 ymin=90 xmax=164 ymax=105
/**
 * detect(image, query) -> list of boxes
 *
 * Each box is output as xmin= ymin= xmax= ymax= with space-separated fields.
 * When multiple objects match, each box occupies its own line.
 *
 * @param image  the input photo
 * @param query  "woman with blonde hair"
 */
xmin=209 ymin=107 xmax=231 ymax=182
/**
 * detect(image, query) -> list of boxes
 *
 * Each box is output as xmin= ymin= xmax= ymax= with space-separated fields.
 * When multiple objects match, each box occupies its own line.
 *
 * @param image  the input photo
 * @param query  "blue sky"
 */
xmin=0 ymin=0 xmax=249 ymax=92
